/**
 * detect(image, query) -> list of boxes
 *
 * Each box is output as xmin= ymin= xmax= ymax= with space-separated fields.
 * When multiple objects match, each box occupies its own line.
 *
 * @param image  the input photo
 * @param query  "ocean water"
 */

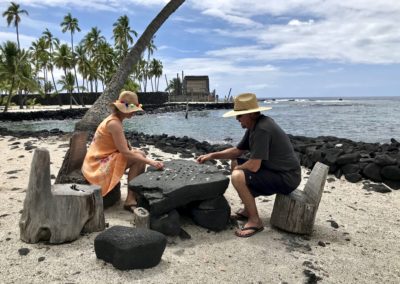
xmin=2 ymin=96 xmax=400 ymax=145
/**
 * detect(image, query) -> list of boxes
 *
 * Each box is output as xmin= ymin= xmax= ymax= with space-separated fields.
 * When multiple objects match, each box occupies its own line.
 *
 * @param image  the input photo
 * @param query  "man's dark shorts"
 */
xmin=237 ymin=158 xmax=300 ymax=197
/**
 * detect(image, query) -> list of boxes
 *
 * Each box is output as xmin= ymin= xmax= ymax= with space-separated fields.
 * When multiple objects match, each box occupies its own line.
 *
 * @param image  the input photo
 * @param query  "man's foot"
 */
xmin=235 ymin=220 xmax=264 ymax=237
xmin=235 ymin=225 xmax=264 ymax=238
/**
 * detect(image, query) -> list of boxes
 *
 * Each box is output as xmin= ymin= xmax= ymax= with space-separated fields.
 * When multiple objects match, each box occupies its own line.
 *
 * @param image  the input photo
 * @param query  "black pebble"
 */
xmin=327 ymin=220 xmax=339 ymax=229
xmin=18 ymin=248 xmax=30 ymax=256
xmin=38 ymin=256 xmax=45 ymax=262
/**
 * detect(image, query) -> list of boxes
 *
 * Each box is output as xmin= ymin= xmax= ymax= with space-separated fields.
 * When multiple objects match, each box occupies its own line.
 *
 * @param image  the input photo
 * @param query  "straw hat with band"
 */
xmin=223 ymin=93 xmax=271 ymax=117
xmin=112 ymin=91 xmax=143 ymax=114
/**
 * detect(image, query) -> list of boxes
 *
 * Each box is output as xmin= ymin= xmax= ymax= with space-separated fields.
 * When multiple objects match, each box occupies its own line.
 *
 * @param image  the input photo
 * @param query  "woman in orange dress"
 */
xmin=82 ymin=91 xmax=164 ymax=211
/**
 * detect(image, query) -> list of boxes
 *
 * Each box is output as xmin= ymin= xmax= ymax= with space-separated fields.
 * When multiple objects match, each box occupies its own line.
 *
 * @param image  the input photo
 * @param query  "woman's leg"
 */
xmin=124 ymin=150 xmax=146 ymax=207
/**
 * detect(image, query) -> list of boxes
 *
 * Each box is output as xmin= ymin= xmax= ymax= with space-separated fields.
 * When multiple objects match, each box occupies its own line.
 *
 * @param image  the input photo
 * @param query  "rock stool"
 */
xmin=94 ymin=226 xmax=167 ymax=270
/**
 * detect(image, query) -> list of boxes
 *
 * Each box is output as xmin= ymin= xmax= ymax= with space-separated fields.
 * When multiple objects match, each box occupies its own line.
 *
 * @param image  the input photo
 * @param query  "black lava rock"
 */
xmin=94 ymin=226 xmax=167 ymax=270
xmin=189 ymin=196 xmax=231 ymax=231
xmin=151 ymin=210 xmax=181 ymax=236
xmin=130 ymin=160 xmax=229 ymax=215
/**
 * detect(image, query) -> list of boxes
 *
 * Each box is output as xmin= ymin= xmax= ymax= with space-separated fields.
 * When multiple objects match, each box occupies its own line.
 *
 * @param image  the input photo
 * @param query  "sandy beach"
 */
xmin=0 ymin=134 xmax=399 ymax=283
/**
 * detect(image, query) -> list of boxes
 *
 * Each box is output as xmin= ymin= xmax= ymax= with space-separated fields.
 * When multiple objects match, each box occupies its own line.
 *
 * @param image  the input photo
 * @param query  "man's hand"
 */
xmin=196 ymin=153 xmax=213 ymax=164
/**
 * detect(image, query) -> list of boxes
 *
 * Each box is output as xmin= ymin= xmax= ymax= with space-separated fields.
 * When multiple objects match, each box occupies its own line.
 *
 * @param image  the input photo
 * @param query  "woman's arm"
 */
xmin=107 ymin=119 xmax=163 ymax=169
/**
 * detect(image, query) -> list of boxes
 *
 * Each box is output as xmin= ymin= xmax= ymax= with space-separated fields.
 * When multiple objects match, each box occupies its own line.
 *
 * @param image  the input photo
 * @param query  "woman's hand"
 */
xmin=150 ymin=160 xmax=164 ymax=170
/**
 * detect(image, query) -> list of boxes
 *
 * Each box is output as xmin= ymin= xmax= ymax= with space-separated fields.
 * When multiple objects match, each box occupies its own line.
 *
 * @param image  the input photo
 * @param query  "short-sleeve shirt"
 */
xmin=237 ymin=114 xmax=301 ymax=189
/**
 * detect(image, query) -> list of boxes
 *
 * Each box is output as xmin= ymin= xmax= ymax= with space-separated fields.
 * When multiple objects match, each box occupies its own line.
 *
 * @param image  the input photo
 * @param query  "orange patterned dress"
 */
xmin=82 ymin=115 xmax=127 ymax=197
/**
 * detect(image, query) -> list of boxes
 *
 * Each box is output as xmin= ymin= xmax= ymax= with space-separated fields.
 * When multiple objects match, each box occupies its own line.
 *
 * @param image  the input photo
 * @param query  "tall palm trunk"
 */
xmin=16 ymin=24 xmax=20 ymax=51
xmin=75 ymin=0 xmax=185 ymax=131
xmin=4 ymin=78 xmax=16 ymax=112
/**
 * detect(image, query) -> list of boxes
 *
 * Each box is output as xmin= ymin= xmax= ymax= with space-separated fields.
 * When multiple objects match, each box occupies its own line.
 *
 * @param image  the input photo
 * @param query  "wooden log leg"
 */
xmin=270 ymin=190 xmax=317 ymax=235
xmin=134 ymin=207 xmax=150 ymax=228
xmin=82 ymin=186 xmax=105 ymax=233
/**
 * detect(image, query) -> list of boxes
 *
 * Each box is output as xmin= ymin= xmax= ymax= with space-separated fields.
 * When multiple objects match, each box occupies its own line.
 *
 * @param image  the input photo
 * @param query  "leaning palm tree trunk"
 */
xmin=75 ymin=0 xmax=185 ymax=131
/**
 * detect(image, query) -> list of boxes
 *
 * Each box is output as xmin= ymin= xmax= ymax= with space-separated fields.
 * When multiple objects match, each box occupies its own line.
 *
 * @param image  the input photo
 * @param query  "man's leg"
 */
xmin=231 ymin=159 xmax=248 ymax=216
xmin=231 ymin=169 xmax=263 ymax=236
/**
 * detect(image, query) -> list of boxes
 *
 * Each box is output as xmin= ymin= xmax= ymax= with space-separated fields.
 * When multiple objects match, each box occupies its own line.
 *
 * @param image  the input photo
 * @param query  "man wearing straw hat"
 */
xmin=197 ymin=93 xmax=301 ymax=237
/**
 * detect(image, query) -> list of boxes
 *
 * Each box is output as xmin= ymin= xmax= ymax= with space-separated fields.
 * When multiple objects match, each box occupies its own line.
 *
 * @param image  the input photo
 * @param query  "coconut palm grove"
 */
xmin=0 ymin=1 xmax=175 ymax=112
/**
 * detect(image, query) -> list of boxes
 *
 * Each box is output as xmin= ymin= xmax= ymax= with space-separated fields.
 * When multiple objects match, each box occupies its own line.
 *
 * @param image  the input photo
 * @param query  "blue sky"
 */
xmin=1 ymin=0 xmax=399 ymax=98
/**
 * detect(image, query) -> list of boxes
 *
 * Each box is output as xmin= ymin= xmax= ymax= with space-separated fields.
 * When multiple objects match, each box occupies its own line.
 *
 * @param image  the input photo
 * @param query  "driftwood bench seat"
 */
xmin=270 ymin=162 xmax=329 ymax=234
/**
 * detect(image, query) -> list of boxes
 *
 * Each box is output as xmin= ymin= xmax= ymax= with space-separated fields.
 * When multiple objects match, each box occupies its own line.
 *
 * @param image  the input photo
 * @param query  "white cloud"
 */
xmin=1 ymin=0 xmax=168 ymax=11
xmin=189 ymin=1 xmax=400 ymax=64
xmin=0 ymin=31 xmax=37 ymax=48
xmin=288 ymin=19 xmax=314 ymax=26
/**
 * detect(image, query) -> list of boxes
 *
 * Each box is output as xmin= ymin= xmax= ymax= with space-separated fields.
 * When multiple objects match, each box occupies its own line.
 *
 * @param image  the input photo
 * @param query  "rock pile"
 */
xmin=291 ymin=135 xmax=400 ymax=190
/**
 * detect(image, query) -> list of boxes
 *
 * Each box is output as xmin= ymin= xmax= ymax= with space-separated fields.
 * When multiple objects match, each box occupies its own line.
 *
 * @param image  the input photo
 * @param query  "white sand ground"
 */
xmin=0 ymin=134 xmax=399 ymax=283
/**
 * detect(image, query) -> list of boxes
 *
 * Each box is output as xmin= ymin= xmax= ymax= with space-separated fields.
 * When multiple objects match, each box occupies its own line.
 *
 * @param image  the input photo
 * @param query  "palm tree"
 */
xmin=81 ymin=27 xmax=106 ymax=94
xmin=149 ymin=58 xmax=163 ymax=91
xmin=2 ymin=2 xmax=29 ymax=51
xmin=0 ymin=41 xmax=19 ymax=111
xmin=53 ymin=43 xmax=73 ymax=106
xmin=133 ymin=58 xmax=146 ymax=91
xmin=82 ymin=27 xmax=105 ymax=56
xmin=42 ymin=28 xmax=60 ymax=94
xmin=58 ymin=72 xmax=75 ymax=109
xmin=75 ymin=45 xmax=89 ymax=94
xmin=0 ymin=41 xmax=37 ymax=112
xmin=143 ymin=36 xmax=157 ymax=92
xmin=29 ymin=37 xmax=49 ymax=91
xmin=53 ymin=44 xmax=72 ymax=77
xmin=112 ymin=15 xmax=137 ymax=62
xmin=166 ymin=77 xmax=182 ymax=97
xmin=60 ymin=13 xmax=81 ymax=93
xmin=94 ymin=41 xmax=116 ymax=89
xmin=75 ymin=0 xmax=185 ymax=131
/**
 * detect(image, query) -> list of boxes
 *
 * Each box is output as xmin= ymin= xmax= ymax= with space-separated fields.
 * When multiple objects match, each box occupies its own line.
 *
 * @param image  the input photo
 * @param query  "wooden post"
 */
xmin=270 ymin=162 xmax=329 ymax=234
xmin=133 ymin=207 xmax=150 ymax=228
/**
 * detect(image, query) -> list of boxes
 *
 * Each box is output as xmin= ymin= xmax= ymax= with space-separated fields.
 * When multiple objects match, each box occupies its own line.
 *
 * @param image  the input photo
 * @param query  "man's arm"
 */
xmin=197 ymin=147 xmax=244 ymax=163
xmin=234 ymin=159 xmax=262 ymax=173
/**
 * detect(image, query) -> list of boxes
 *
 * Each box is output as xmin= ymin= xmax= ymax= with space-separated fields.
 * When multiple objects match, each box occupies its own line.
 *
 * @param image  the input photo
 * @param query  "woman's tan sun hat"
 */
xmin=112 ymin=91 xmax=143 ymax=114
xmin=223 ymin=93 xmax=272 ymax=117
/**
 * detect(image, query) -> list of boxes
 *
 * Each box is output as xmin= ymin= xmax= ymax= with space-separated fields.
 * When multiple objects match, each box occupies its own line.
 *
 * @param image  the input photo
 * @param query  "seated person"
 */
xmin=82 ymin=91 xmax=164 ymax=211
xmin=197 ymin=93 xmax=301 ymax=237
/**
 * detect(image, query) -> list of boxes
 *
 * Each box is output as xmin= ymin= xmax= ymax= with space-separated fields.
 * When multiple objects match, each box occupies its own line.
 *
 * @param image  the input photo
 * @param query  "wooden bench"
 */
xmin=19 ymin=148 xmax=105 ymax=244
xmin=270 ymin=162 xmax=329 ymax=235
